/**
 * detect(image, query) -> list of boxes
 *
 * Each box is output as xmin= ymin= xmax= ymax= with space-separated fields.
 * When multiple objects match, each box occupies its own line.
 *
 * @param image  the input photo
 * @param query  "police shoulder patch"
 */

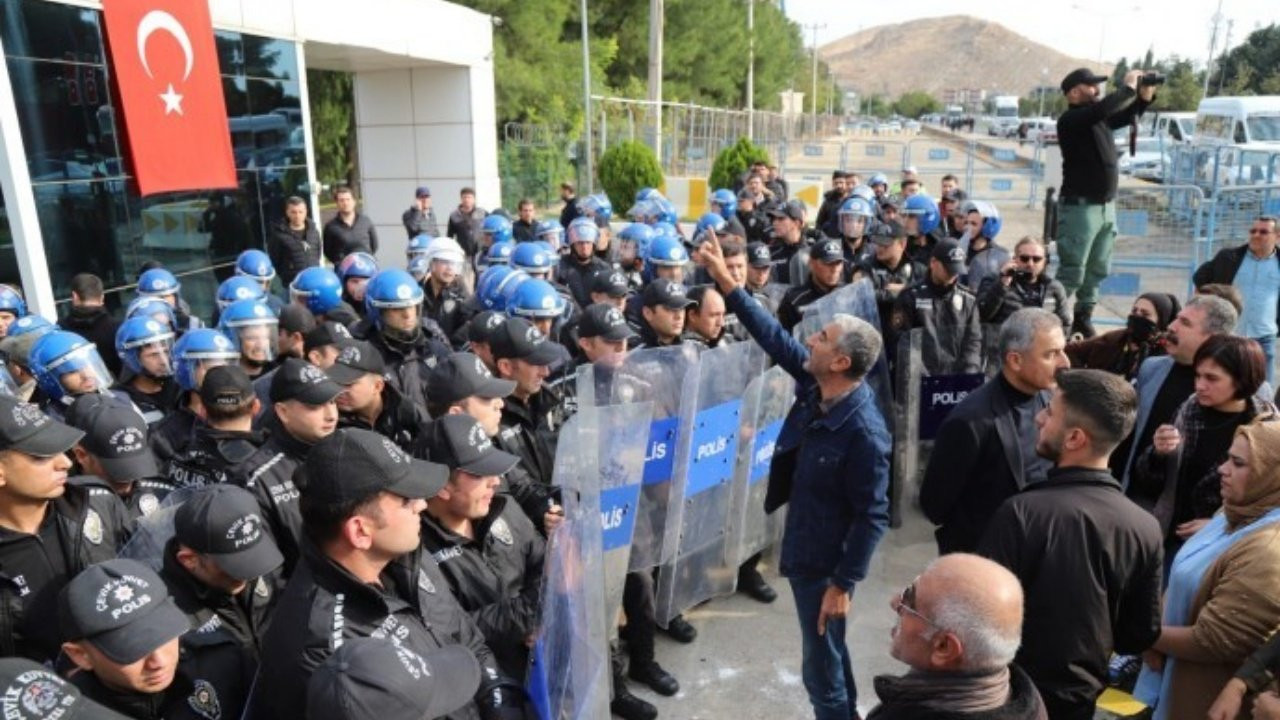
xmin=138 ymin=493 xmax=160 ymax=517
xmin=490 ymin=517 xmax=514 ymax=546
xmin=187 ymin=679 xmax=222 ymax=720
xmin=417 ymin=571 xmax=436 ymax=595
xmin=82 ymin=509 xmax=103 ymax=545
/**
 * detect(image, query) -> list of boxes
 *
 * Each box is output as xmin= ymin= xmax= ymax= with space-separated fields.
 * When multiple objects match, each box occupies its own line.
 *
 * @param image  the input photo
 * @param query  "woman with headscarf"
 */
xmin=1134 ymin=417 xmax=1280 ymax=719
xmin=1065 ymin=292 xmax=1179 ymax=381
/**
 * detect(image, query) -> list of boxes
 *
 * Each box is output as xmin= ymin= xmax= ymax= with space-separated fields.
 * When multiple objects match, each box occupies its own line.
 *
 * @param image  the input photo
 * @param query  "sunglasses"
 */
xmin=1018 ymin=255 xmax=1045 ymax=263
xmin=895 ymin=579 xmax=939 ymax=628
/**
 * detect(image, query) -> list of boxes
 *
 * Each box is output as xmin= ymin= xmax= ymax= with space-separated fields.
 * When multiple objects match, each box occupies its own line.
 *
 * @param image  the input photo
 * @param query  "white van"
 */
xmin=1143 ymin=111 xmax=1195 ymax=144
xmin=1194 ymin=96 xmax=1280 ymax=147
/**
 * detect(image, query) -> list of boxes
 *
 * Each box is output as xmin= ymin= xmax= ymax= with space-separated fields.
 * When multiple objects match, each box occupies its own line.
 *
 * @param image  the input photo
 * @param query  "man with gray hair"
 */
xmin=921 ymin=308 xmax=1068 ymax=553
xmin=700 ymin=232 xmax=891 ymax=720
xmin=868 ymin=553 xmax=1045 ymax=719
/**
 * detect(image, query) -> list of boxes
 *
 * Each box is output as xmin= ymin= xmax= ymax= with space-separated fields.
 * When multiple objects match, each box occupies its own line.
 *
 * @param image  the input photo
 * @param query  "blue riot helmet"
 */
xmin=495 ymin=271 xmax=530 ymax=314
xmin=694 ymin=212 xmax=728 ymax=246
xmin=566 ymin=217 xmax=599 ymax=260
xmin=115 ymin=316 xmax=176 ymax=378
xmin=125 ymin=297 xmax=178 ymax=333
xmin=136 ymin=268 xmax=181 ymax=300
xmin=578 ymin=193 xmax=613 ymax=222
xmin=408 ymin=256 xmax=430 ymax=283
xmin=711 ymin=189 xmax=737 ymax=220
xmin=618 ymin=223 xmax=655 ymax=266
xmin=626 ymin=197 xmax=658 ymax=223
xmin=485 ymin=239 xmax=515 ymax=267
xmin=234 ymin=249 xmax=276 ymax=287
xmin=7 ymin=315 xmax=55 ymax=340
xmin=507 ymin=278 xmax=566 ymax=323
xmin=406 ymin=234 xmax=435 ymax=263
xmin=217 ymin=299 xmax=278 ymax=367
xmin=288 ymin=267 xmax=343 ymax=316
xmin=652 ymin=221 xmax=679 ymax=243
xmin=173 ymin=328 xmax=240 ymax=392
xmin=534 ymin=220 xmax=565 ymax=252
xmin=482 ymin=215 xmax=513 ymax=245
xmin=963 ymin=200 xmax=1003 ymax=240
xmin=849 ymin=184 xmax=876 ymax=204
xmin=901 ymin=195 xmax=941 ymax=236
xmin=0 ymin=285 xmax=27 ymax=323
xmin=648 ymin=235 xmax=689 ymax=268
xmin=29 ymin=331 xmax=114 ymax=402
xmin=867 ymin=173 xmax=889 ymax=190
xmin=838 ymin=196 xmax=876 ymax=239
xmin=511 ymin=242 xmax=556 ymax=280
xmin=216 ymin=276 xmax=267 ymax=310
xmin=654 ymin=196 xmax=678 ymax=225
xmin=337 ymin=252 xmax=378 ymax=282
xmin=634 ymin=187 xmax=660 ymax=204
xmin=364 ymin=268 xmax=425 ymax=339
xmin=475 ymin=266 xmax=518 ymax=311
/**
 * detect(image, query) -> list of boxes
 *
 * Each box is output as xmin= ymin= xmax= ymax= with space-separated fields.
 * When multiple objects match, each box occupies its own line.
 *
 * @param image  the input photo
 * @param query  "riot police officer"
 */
xmin=777 ymin=238 xmax=846 ymax=333
xmin=355 ymin=269 xmax=451 ymax=412
xmin=168 ymin=365 xmax=266 ymax=489
xmin=889 ymin=237 xmax=984 ymax=375
xmin=150 ymin=329 xmax=241 ymax=469
xmin=335 ymin=251 xmax=377 ymax=320
xmin=557 ymin=217 xmax=612 ymax=308
xmin=490 ymin=318 xmax=561 ymax=488
xmin=114 ymin=316 xmax=181 ymax=425
xmin=852 ymin=220 xmax=924 ymax=333
xmin=65 ymin=393 xmax=174 ymax=526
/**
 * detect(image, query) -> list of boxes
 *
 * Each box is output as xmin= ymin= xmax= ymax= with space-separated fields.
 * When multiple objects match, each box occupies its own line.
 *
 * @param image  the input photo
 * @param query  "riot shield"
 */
xmin=726 ymin=364 xmax=796 ymax=570
xmin=577 ymin=344 xmax=700 ymax=571
xmin=892 ymin=327 xmax=985 ymax=525
xmin=654 ymin=342 xmax=759 ymax=625
xmin=792 ymin=279 xmax=895 ymax=424
xmin=117 ymin=486 xmax=201 ymax=571
xmin=527 ymin=413 xmax=610 ymax=720
xmin=594 ymin=401 xmax=654 ymax=636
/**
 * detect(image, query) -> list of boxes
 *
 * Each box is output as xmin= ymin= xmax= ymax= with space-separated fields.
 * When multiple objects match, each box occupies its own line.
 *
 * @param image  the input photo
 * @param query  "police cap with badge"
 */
xmin=641 ymin=279 xmax=695 ymax=310
xmin=0 ymin=656 xmax=134 ymax=720
xmin=932 ymin=237 xmax=968 ymax=277
xmin=175 ymin=484 xmax=284 ymax=581
xmin=590 ymin=269 xmax=630 ymax=299
xmin=746 ymin=242 xmax=773 ymax=269
xmin=324 ymin=340 xmax=388 ymax=387
xmin=0 ymin=394 xmax=84 ymax=457
xmin=578 ymin=304 xmax=634 ymax=342
xmin=269 ymin=358 xmax=343 ymax=405
xmin=488 ymin=318 xmax=561 ymax=366
xmin=302 ymin=427 xmax=450 ymax=505
xmin=64 ymin=393 xmax=159 ymax=480
xmin=58 ymin=558 xmax=191 ymax=664
xmin=466 ymin=311 xmax=508 ymax=346
xmin=426 ymin=352 xmax=515 ymax=407
xmin=425 ymin=414 xmax=520 ymax=478
xmin=810 ymin=238 xmax=845 ymax=265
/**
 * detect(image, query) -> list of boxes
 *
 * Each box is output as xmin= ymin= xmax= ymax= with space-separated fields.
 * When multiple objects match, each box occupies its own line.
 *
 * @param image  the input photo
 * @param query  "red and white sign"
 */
xmin=102 ymin=0 xmax=236 ymax=195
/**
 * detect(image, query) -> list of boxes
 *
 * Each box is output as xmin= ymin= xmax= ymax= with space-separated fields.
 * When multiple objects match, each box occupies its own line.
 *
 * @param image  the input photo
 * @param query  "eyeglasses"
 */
xmin=1249 ymin=229 xmax=1274 ymax=235
xmin=894 ymin=579 xmax=939 ymax=628
xmin=1018 ymin=255 xmax=1045 ymax=263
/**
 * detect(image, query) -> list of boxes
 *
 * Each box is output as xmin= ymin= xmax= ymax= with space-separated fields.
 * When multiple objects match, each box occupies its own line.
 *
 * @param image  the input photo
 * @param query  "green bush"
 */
xmin=709 ymin=137 xmax=770 ymax=192
xmin=597 ymin=141 xmax=663 ymax=216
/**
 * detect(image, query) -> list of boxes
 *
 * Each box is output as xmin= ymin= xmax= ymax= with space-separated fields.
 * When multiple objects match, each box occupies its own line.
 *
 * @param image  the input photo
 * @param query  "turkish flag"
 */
xmin=102 ymin=0 xmax=236 ymax=195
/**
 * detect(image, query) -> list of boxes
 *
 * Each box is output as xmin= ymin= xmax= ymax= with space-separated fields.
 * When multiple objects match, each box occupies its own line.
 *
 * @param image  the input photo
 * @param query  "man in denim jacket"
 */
xmin=700 ymin=233 xmax=892 ymax=720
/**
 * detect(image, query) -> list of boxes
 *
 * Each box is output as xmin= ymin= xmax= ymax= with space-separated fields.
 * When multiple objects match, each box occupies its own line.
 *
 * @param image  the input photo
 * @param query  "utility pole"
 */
xmin=803 ymin=22 xmax=825 ymax=135
xmin=580 ymin=0 xmax=593 ymax=193
xmin=1217 ymin=19 xmax=1234 ymax=95
xmin=1204 ymin=0 xmax=1223 ymax=97
xmin=746 ymin=0 xmax=754 ymax=140
xmin=647 ymin=0 xmax=663 ymax=153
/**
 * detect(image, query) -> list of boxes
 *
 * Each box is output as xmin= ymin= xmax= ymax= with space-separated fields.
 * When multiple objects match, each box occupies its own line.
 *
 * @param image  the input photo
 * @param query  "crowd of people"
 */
xmin=0 ymin=64 xmax=1277 ymax=720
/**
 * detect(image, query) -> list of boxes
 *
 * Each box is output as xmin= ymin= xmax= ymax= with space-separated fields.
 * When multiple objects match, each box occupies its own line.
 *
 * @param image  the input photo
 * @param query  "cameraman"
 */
xmin=1056 ymin=67 xmax=1157 ymax=339
xmin=977 ymin=236 xmax=1071 ymax=333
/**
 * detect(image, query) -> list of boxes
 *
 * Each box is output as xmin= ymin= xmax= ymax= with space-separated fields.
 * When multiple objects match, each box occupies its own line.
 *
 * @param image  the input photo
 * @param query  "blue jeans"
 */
xmin=788 ymin=577 xmax=856 ymax=720
xmin=1255 ymin=335 xmax=1276 ymax=386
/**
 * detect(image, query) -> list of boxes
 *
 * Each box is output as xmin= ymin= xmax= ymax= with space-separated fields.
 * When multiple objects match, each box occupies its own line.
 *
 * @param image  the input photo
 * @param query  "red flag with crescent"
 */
xmin=102 ymin=0 xmax=236 ymax=195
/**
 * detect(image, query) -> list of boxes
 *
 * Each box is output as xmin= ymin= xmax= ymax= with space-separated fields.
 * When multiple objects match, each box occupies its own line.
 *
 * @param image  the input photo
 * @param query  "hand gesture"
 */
xmin=1152 ymin=424 xmax=1181 ymax=455
xmin=700 ymin=229 xmax=740 ymax=294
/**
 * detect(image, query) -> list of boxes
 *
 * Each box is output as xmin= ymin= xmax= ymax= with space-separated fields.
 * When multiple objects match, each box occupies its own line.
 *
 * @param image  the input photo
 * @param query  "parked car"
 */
xmin=1118 ymin=137 xmax=1171 ymax=182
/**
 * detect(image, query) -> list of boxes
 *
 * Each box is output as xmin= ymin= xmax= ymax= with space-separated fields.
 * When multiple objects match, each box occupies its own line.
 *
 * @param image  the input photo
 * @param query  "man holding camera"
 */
xmin=1056 ymin=67 xmax=1157 ymax=339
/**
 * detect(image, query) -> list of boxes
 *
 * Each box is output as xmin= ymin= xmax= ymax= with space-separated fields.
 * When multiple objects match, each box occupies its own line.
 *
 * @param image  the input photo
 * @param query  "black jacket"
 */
xmin=868 ymin=664 xmax=1046 ymax=720
xmin=979 ymin=467 xmax=1163 ymax=720
xmin=976 ymin=274 xmax=1071 ymax=333
xmin=853 ymin=255 xmax=923 ymax=330
xmin=60 ymin=305 xmax=121 ymax=376
xmin=161 ymin=542 xmax=277 ymax=658
xmin=777 ymin=278 xmax=841 ymax=333
xmin=336 ymin=382 xmax=430 ymax=449
xmin=421 ymin=496 xmax=545 ymax=680
xmin=402 ymin=206 xmax=440 ymax=238
xmin=268 ymin=220 xmax=321 ymax=286
xmin=0 ymin=482 xmax=129 ymax=662
xmin=69 ymin=475 xmax=176 ymax=530
xmin=736 ymin=208 xmax=770 ymax=245
xmin=354 ymin=323 xmax=452 ymax=413
xmin=150 ymin=404 xmax=201 ymax=471
xmin=920 ymin=375 xmax=1049 ymax=553
xmin=815 ymin=188 xmax=848 ymax=238
xmin=232 ymin=419 xmax=310 ymax=575
xmin=889 ymin=278 xmax=984 ymax=375
xmin=495 ymin=394 xmax=557 ymax=487
xmin=117 ymin=377 xmax=183 ymax=426
xmin=557 ymin=255 xmax=612 ymax=309
xmin=422 ymin=282 xmax=471 ymax=347
xmin=448 ymin=206 xmax=488 ymax=259
xmin=166 ymin=426 xmax=266 ymax=490
xmin=322 ymin=212 xmax=379 ymax=265
xmin=1193 ymin=243 xmax=1280 ymax=332
xmin=1057 ymin=86 xmax=1150 ymax=203
xmin=252 ymin=541 xmax=506 ymax=720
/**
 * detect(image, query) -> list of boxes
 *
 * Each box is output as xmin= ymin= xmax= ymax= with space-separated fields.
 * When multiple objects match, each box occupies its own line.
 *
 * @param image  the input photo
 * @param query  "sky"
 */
xmin=783 ymin=0 xmax=1274 ymax=67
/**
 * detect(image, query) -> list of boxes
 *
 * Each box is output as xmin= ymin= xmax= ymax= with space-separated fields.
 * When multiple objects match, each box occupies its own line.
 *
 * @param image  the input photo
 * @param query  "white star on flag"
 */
xmin=159 ymin=83 xmax=184 ymax=115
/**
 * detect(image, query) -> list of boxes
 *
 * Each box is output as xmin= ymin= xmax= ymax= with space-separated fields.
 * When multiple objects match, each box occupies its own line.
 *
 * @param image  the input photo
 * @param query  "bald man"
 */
xmin=869 ymin=554 xmax=1047 ymax=719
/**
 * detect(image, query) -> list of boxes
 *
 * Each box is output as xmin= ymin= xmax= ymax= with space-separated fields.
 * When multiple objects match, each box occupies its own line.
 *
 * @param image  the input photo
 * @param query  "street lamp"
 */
xmin=580 ymin=0 xmax=592 ymax=193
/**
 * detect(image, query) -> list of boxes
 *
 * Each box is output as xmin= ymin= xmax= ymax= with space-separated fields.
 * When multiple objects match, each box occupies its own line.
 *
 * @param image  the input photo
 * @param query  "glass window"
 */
xmin=0 ymin=2 xmax=104 ymax=64
xmin=241 ymin=36 xmax=297 ymax=81
xmin=5 ymin=57 xmax=123 ymax=181
xmin=0 ymin=189 xmax=20 ymax=289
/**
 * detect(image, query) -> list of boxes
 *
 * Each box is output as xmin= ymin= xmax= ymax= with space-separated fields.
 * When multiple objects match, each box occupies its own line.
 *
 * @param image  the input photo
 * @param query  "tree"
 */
xmin=1149 ymin=57 xmax=1202 ymax=112
xmin=709 ymin=137 xmax=769 ymax=190
xmin=598 ymin=141 xmax=663 ymax=215
xmin=1110 ymin=57 xmax=1129 ymax=89
xmin=306 ymin=69 xmax=355 ymax=188
xmin=892 ymin=91 xmax=941 ymax=119
xmin=1218 ymin=24 xmax=1280 ymax=96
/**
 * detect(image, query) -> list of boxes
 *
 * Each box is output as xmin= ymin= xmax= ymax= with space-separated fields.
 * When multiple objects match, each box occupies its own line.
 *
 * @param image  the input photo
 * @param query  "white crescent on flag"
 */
xmin=136 ymin=9 xmax=194 ymax=80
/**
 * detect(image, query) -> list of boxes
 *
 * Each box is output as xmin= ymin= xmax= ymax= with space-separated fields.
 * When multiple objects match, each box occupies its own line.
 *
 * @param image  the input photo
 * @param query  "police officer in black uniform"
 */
xmin=777 ymin=238 xmax=846 ymax=333
xmin=852 ymin=220 xmax=924 ymax=334
xmin=168 ymin=366 xmax=267 ymax=489
xmin=766 ymin=202 xmax=810 ymax=286
xmin=557 ymin=227 xmax=613 ymax=309
xmin=489 ymin=319 xmax=560 ymax=488
xmin=233 ymin=358 xmax=341 ymax=575
xmin=0 ymin=396 xmax=129 ymax=663
xmin=306 ymin=637 xmax=481 ymax=720
xmin=889 ymin=237 xmax=984 ymax=376
xmin=420 ymin=239 xmax=471 ymax=345
xmin=60 ymin=558 xmax=251 ymax=720
xmin=420 ymin=414 xmax=541 ymax=681
xmin=253 ymin=428 xmax=516 ymax=719
xmin=635 ymin=280 xmax=694 ymax=350
xmin=744 ymin=242 xmax=787 ymax=315
xmin=329 ymin=340 xmax=431 ymax=448
xmin=65 ymin=393 xmax=175 ymax=527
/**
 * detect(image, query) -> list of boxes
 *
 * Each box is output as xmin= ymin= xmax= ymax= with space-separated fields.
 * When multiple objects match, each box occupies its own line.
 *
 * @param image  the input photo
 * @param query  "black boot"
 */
xmin=628 ymin=661 xmax=680 ymax=696
xmin=662 ymin=614 xmax=697 ymax=643
xmin=1071 ymin=304 xmax=1096 ymax=340
xmin=611 ymin=679 xmax=659 ymax=720
xmin=738 ymin=559 xmax=778 ymax=604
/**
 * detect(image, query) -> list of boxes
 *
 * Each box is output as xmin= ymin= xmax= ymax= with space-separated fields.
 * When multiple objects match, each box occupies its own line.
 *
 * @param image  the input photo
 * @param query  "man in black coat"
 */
xmin=269 ymin=196 xmax=321 ymax=286
xmin=980 ymin=369 xmax=1163 ymax=720
xmin=61 ymin=273 xmax=121 ymax=376
xmin=921 ymin=308 xmax=1067 ymax=553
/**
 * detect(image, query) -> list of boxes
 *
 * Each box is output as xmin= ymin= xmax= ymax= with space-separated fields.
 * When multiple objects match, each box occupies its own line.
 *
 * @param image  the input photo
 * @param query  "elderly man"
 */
xmin=868 ymin=553 xmax=1045 ymax=719
xmin=1192 ymin=215 xmax=1280 ymax=382
xmin=921 ymin=308 xmax=1068 ymax=553
xmin=701 ymin=232 xmax=892 ymax=720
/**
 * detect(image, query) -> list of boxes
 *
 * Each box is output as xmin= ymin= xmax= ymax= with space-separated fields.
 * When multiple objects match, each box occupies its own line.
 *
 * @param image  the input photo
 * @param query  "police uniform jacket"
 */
xmin=841 ymin=237 xmax=873 ymax=270
xmin=355 ymin=323 xmax=451 ymax=413
xmin=149 ymin=404 xmax=200 ymax=471
xmin=337 ymin=382 xmax=431 ymax=449
xmin=853 ymin=255 xmax=924 ymax=327
xmin=777 ymin=278 xmax=842 ymax=333
xmin=557 ymin=255 xmax=613 ymax=309
xmin=253 ymin=541 xmax=503 ymax=720
xmin=769 ymin=240 xmax=808 ymax=286
xmin=71 ymin=630 xmax=253 ymax=720
xmin=495 ymin=394 xmax=557 ymax=488
xmin=161 ymin=541 xmax=277 ymax=657
xmin=422 ymin=282 xmax=470 ymax=346
xmin=889 ymin=279 xmax=984 ymax=375
xmin=232 ymin=419 xmax=308 ymax=576
xmin=0 ymin=481 xmax=129 ymax=663
xmin=736 ymin=209 xmax=769 ymax=245
xmin=70 ymin=475 xmax=175 ymax=529
xmin=166 ymin=427 xmax=265 ymax=490
xmin=421 ymin=496 xmax=545 ymax=680
xmin=115 ymin=378 xmax=181 ymax=427
xmin=976 ymin=273 xmax=1071 ymax=332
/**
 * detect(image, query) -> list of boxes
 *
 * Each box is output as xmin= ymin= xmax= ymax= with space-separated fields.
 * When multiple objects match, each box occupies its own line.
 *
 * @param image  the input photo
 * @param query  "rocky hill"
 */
xmin=820 ymin=15 xmax=1112 ymax=101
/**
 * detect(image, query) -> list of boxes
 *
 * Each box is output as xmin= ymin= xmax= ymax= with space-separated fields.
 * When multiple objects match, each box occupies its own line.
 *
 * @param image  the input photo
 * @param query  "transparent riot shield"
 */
xmin=892 ymin=327 xmax=986 ymax=523
xmin=594 ymin=401 xmax=654 ymax=636
xmin=653 ymin=342 xmax=758 ymax=624
xmin=726 ymin=364 xmax=796 ymax=570
xmin=793 ymin=279 xmax=895 ymax=423
xmin=117 ymin=487 xmax=200 ymax=572
xmin=577 ymin=344 xmax=700 ymax=571
xmin=527 ymin=413 xmax=609 ymax=720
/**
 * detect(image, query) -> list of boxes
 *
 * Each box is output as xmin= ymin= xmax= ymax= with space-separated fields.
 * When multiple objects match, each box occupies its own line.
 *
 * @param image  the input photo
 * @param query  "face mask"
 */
xmin=1126 ymin=314 xmax=1158 ymax=343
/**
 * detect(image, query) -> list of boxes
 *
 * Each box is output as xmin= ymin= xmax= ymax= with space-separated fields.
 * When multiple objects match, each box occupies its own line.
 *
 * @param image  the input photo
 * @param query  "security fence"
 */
xmin=1166 ymin=144 xmax=1280 ymax=197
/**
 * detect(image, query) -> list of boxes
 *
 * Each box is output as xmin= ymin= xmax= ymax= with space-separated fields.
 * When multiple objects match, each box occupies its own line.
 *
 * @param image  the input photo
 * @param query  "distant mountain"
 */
xmin=820 ymin=15 xmax=1112 ymax=102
